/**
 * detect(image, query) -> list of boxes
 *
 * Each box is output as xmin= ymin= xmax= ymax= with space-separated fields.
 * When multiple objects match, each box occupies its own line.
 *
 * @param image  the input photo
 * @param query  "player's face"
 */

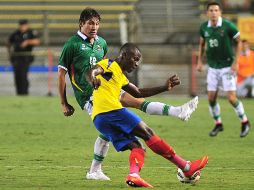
xmin=207 ymin=5 xmax=221 ymax=22
xmin=19 ymin=24 xmax=29 ymax=33
xmin=80 ymin=17 xmax=100 ymax=39
xmin=242 ymin=42 xmax=249 ymax=53
xmin=124 ymin=49 xmax=142 ymax=73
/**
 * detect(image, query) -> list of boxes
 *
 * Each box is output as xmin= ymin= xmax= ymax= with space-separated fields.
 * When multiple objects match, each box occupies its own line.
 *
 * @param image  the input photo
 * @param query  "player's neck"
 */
xmin=115 ymin=58 xmax=124 ymax=71
xmin=210 ymin=20 xmax=218 ymax=27
xmin=89 ymin=38 xmax=95 ymax=44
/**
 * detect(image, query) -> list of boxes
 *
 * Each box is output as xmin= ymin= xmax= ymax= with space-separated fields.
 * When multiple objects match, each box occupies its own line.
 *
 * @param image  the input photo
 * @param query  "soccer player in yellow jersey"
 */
xmin=88 ymin=43 xmax=208 ymax=187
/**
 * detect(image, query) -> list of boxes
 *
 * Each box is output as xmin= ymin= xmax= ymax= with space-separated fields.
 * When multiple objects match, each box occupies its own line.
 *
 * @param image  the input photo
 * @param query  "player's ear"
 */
xmin=122 ymin=52 xmax=127 ymax=58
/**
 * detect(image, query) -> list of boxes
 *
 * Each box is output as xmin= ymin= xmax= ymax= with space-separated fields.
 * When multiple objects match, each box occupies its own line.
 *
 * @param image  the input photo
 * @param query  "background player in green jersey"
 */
xmin=58 ymin=8 xmax=198 ymax=181
xmin=197 ymin=1 xmax=250 ymax=137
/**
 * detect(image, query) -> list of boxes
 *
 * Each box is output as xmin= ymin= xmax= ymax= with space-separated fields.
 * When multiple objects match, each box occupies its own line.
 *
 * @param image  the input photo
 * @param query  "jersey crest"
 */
xmin=97 ymin=45 xmax=102 ymax=51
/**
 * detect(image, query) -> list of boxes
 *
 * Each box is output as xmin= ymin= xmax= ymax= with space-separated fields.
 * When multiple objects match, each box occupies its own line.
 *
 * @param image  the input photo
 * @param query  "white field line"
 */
xmin=3 ymin=165 xmax=253 ymax=170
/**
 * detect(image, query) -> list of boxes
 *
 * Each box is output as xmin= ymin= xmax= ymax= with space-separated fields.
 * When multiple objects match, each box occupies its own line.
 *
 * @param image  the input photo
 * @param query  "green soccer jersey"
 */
xmin=199 ymin=17 xmax=240 ymax=69
xmin=59 ymin=31 xmax=108 ymax=109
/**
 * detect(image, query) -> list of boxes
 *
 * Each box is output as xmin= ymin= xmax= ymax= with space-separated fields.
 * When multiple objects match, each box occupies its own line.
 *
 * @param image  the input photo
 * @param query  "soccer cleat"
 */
xmin=240 ymin=121 xmax=250 ymax=138
xmin=184 ymin=156 xmax=209 ymax=177
xmin=209 ymin=123 xmax=223 ymax=137
xmin=86 ymin=170 xmax=110 ymax=180
xmin=178 ymin=96 xmax=199 ymax=121
xmin=126 ymin=174 xmax=153 ymax=188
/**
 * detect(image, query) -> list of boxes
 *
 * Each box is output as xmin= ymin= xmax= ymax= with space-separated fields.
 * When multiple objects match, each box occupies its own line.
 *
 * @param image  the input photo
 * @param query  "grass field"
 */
xmin=0 ymin=96 xmax=254 ymax=190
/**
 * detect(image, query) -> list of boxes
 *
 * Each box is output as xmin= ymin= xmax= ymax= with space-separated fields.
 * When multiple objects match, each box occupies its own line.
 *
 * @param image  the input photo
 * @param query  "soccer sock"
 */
xmin=140 ymin=101 xmax=181 ymax=117
xmin=89 ymin=135 xmax=110 ymax=173
xmin=145 ymin=135 xmax=188 ymax=171
xmin=232 ymin=100 xmax=248 ymax=123
xmin=209 ymin=102 xmax=222 ymax=125
xmin=129 ymin=148 xmax=145 ymax=175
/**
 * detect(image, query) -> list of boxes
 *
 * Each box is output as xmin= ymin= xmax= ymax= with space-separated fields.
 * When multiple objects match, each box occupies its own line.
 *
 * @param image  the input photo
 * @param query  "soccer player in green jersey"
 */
xmin=197 ymin=1 xmax=251 ymax=137
xmin=58 ymin=8 xmax=198 ymax=181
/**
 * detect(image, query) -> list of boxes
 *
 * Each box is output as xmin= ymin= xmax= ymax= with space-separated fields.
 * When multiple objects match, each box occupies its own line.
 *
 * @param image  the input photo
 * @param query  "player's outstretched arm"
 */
xmin=58 ymin=68 xmax=75 ymax=116
xmin=122 ymin=74 xmax=180 ymax=98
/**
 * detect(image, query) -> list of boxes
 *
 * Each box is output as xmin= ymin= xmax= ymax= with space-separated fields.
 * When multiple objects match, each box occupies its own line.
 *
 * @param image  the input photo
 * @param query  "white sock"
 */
xmin=209 ymin=103 xmax=222 ymax=124
xmin=233 ymin=101 xmax=248 ymax=123
xmin=89 ymin=136 xmax=110 ymax=173
xmin=140 ymin=101 xmax=181 ymax=117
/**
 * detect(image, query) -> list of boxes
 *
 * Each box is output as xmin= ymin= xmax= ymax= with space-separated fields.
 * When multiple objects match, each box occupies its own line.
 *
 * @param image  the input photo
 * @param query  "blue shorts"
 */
xmin=93 ymin=108 xmax=142 ymax=151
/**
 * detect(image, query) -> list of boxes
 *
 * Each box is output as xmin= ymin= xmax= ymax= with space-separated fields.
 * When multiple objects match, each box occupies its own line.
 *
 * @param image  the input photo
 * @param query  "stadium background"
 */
xmin=0 ymin=0 xmax=253 ymax=96
xmin=1 ymin=1 xmax=254 ymax=189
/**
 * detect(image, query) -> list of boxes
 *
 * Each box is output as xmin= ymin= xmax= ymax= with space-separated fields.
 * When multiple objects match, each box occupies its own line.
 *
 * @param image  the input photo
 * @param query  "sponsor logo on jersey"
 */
xmin=81 ymin=44 xmax=86 ymax=50
xmin=204 ymin=31 xmax=209 ymax=37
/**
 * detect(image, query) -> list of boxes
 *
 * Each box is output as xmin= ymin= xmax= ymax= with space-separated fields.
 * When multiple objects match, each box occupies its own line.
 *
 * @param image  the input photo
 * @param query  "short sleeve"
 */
xmin=199 ymin=25 xmax=205 ymax=38
xmin=122 ymin=75 xmax=129 ymax=87
xmin=58 ymin=42 xmax=73 ymax=71
xmin=97 ymin=59 xmax=110 ymax=72
xmin=103 ymin=41 xmax=108 ymax=57
xmin=228 ymin=22 xmax=239 ymax=39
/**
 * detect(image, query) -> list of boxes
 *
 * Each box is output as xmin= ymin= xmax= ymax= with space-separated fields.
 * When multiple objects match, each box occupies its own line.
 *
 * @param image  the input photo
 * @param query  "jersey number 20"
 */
xmin=209 ymin=39 xmax=219 ymax=48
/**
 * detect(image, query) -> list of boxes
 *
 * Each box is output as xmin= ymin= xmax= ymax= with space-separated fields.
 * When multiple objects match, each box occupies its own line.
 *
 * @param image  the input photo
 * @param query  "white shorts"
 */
xmin=83 ymin=89 xmax=126 ymax=115
xmin=207 ymin=67 xmax=236 ymax=91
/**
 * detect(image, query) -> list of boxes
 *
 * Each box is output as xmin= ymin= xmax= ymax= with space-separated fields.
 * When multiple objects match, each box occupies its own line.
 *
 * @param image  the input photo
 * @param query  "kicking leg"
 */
xmin=132 ymin=121 xmax=208 ymax=177
xmin=120 ymin=91 xmax=198 ymax=121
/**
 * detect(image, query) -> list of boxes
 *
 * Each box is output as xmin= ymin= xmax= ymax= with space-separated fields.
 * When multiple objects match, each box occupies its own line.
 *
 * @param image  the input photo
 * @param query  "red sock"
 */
xmin=145 ymin=135 xmax=187 ymax=170
xmin=129 ymin=148 xmax=145 ymax=174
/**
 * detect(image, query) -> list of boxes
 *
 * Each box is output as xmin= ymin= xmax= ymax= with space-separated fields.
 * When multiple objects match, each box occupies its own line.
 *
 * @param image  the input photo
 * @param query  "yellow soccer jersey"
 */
xmin=91 ymin=59 xmax=129 ymax=120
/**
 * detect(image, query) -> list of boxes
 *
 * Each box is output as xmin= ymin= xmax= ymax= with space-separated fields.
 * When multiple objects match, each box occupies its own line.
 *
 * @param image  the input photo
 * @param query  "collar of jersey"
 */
xmin=208 ymin=17 xmax=222 ymax=27
xmin=77 ymin=30 xmax=98 ymax=41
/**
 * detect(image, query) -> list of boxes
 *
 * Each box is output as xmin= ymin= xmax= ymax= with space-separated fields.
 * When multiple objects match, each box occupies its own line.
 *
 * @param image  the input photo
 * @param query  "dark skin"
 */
xmin=88 ymin=47 xmax=181 ymax=151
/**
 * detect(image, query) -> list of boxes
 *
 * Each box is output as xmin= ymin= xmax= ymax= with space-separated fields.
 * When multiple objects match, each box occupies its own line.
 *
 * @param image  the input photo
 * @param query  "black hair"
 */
xmin=207 ymin=1 xmax=221 ymax=10
xmin=19 ymin=19 xmax=28 ymax=25
xmin=79 ymin=8 xmax=101 ymax=23
xmin=119 ymin=43 xmax=140 ymax=55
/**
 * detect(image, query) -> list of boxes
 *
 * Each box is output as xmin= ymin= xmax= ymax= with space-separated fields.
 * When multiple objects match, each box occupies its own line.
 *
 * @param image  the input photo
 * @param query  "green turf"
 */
xmin=0 ymin=96 xmax=253 ymax=190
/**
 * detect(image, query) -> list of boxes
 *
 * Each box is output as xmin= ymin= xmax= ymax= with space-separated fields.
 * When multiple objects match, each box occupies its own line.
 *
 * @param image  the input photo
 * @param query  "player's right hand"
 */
xmin=196 ymin=60 xmax=204 ymax=72
xmin=92 ymin=77 xmax=101 ymax=89
xmin=62 ymin=103 xmax=75 ymax=116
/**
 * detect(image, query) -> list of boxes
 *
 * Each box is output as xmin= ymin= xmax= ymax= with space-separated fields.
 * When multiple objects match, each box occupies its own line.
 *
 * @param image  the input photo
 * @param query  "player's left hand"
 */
xmin=231 ymin=62 xmax=238 ymax=73
xmin=62 ymin=103 xmax=75 ymax=117
xmin=167 ymin=74 xmax=181 ymax=90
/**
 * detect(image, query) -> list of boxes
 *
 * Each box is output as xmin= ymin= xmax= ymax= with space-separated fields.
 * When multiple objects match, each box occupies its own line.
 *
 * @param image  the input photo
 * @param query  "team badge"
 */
xmin=97 ymin=45 xmax=101 ymax=51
